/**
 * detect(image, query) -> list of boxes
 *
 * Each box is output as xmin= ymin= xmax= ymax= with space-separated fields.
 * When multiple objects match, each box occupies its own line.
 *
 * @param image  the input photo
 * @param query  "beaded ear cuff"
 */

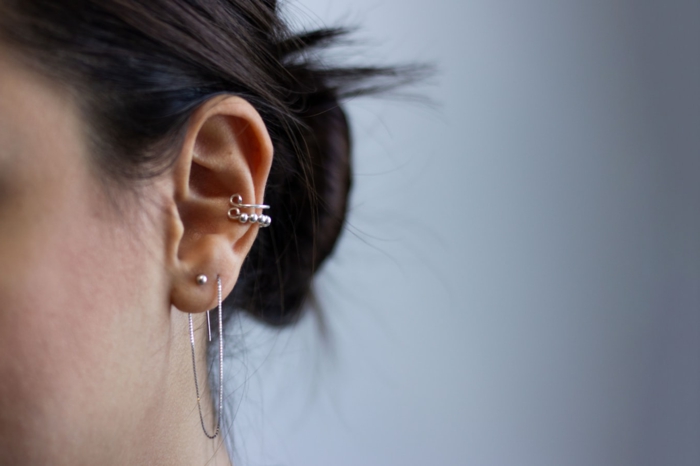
xmin=227 ymin=194 xmax=271 ymax=227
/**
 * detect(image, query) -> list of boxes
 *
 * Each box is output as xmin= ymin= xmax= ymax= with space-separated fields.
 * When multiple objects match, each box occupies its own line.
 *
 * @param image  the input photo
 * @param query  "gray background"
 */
xmin=226 ymin=1 xmax=700 ymax=465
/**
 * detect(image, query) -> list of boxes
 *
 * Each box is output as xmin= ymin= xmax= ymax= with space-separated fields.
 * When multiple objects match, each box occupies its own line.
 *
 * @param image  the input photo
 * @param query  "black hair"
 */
xmin=0 ymin=0 xmax=422 ymax=326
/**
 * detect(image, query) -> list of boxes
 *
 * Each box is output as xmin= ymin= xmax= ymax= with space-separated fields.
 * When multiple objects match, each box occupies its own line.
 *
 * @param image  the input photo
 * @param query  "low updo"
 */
xmin=0 ymin=0 xmax=415 ymax=325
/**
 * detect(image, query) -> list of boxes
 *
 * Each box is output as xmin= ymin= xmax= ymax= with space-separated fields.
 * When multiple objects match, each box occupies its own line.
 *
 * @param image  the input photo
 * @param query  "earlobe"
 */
xmin=169 ymin=235 xmax=240 ymax=313
xmin=166 ymin=95 xmax=273 ymax=313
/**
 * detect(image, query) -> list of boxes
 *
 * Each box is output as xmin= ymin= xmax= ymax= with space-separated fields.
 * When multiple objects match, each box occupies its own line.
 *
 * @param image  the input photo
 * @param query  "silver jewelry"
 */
xmin=195 ymin=274 xmax=212 ymax=339
xmin=188 ymin=275 xmax=224 ymax=439
xmin=227 ymin=193 xmax=272 ymax=227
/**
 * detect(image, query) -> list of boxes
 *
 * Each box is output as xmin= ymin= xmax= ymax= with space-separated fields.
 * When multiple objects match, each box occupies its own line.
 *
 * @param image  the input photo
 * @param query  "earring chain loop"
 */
xmin=188 ymin=275 xmax=224 ymax=439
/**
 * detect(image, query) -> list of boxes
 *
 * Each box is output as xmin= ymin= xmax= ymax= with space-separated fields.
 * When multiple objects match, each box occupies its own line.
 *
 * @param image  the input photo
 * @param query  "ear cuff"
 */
xmin=227 ymin=194 xmax=271 ymax=227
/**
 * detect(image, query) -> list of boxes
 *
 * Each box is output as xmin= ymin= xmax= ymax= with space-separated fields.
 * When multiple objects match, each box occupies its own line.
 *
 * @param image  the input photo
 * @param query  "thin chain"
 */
xmin=188 ymin=275 xmax=224 ymax=439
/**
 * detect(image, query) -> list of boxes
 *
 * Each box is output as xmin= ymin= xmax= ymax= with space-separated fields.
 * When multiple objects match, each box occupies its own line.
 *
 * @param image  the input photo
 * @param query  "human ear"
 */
xmin=166 ymin=95 xmax=273 ymax=313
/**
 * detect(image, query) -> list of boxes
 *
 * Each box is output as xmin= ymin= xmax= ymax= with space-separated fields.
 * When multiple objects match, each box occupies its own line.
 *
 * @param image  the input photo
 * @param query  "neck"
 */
xmin=127 ymin=310 xmax=232 ymax=466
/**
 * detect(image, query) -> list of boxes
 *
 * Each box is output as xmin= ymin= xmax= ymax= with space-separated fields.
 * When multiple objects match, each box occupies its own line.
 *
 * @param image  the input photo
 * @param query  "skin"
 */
xmin=0 ymin=45 xmax=273 ymax=465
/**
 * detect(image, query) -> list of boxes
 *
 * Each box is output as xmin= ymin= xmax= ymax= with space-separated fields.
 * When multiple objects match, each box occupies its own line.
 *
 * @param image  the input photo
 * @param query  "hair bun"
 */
xmin=298 ymin=93 xmax=352 ymax=268
xmin=230 ymin=55 xmax=353 ymax=326
xmin=227 ymin=23 xmax=426 ymax=326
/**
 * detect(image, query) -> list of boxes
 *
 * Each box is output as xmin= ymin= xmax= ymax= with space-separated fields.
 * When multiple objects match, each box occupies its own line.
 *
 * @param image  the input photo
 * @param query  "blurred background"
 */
xmin=226 ymin=1 xmax=699 ymax=465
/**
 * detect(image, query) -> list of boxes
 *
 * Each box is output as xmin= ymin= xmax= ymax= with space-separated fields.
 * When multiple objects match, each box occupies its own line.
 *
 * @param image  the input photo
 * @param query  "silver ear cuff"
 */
xmin=227 ymin=193 xmax=271 ymax=227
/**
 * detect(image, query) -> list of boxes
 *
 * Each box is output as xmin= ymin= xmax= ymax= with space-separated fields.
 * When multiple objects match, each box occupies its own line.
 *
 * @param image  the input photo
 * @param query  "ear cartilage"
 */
xmin=227 ymin=193 xmax=272 ymax=227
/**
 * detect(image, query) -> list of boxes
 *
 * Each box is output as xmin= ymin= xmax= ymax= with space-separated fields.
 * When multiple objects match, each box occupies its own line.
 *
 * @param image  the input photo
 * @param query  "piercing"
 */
xmin=195 ymin=274 xmax=208 ymax=286
xmin=195 ymin=274 xmax=212 ymax=339
xmin=188 ymin=275 xmax=224 ymax=439
xmin=227 ymin=193 xmax=272 ymax=227
xmin=229 ymin=193 xmax=269 ymax=210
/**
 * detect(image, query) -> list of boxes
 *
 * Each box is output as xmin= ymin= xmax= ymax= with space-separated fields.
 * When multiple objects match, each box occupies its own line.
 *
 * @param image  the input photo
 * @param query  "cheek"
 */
xmin=0 ymin=155 xmax=166 ymax=444
xmin=0 ymin=55 xmax=171 ymax=451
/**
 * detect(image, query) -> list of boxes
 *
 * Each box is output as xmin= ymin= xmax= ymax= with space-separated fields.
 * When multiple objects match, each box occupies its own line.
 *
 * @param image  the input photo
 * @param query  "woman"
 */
xmin=0 ymin=0 xmax=414 ymax=464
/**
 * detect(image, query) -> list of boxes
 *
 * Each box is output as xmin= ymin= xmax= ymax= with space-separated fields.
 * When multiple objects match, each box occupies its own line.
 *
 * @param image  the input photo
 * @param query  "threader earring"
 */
xmin=195 ymin=274 xmax=213 ymax=341
xmin=189 ymin=274 xmax=224 ymax=439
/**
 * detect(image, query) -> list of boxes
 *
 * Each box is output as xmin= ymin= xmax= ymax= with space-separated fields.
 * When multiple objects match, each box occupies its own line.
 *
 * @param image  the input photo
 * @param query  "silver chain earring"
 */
xmin=227 ymin=193 xmax=271 ymax=227
xmin=188 ymin=274 xmax=224 ymax=439
xmin=195 ymin=274 xmax=213 ymax=341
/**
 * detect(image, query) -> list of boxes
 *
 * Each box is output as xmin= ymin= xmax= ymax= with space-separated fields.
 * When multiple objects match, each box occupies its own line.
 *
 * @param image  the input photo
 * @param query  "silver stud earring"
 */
xmin=188 ymin=275 xmax=224 ymax=439
xmin=227 ymin=193 xmax=272 ymax=227
xmin=195 ymin=274 xmax=213 ymax=340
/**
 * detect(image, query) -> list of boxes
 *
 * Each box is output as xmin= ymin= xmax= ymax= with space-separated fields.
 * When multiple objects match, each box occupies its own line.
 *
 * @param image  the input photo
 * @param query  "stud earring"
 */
xmin=227 ymin=193 xmax=272 ymax=227
xmin=188 ymin=274 xmax=224 ymax=439
xmin=195 ymin=274 xmax=212 ymax=340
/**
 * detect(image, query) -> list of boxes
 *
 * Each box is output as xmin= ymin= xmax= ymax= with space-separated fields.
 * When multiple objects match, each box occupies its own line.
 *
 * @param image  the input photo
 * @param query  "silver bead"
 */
xmin=196 ymin=274 xmax=208 ymax=285
xmin=239 ymin=213 xmax=249 ymax=223
xmin=230 ymin=194 xmax=243 ymax=206
xmin=249 ymin=214 xmax=258 ymax=223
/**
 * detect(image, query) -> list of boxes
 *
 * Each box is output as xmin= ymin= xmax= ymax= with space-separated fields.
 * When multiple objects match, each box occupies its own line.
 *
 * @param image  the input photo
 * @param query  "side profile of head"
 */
xmin=0 ymin=0 xmax=411 ymax=463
